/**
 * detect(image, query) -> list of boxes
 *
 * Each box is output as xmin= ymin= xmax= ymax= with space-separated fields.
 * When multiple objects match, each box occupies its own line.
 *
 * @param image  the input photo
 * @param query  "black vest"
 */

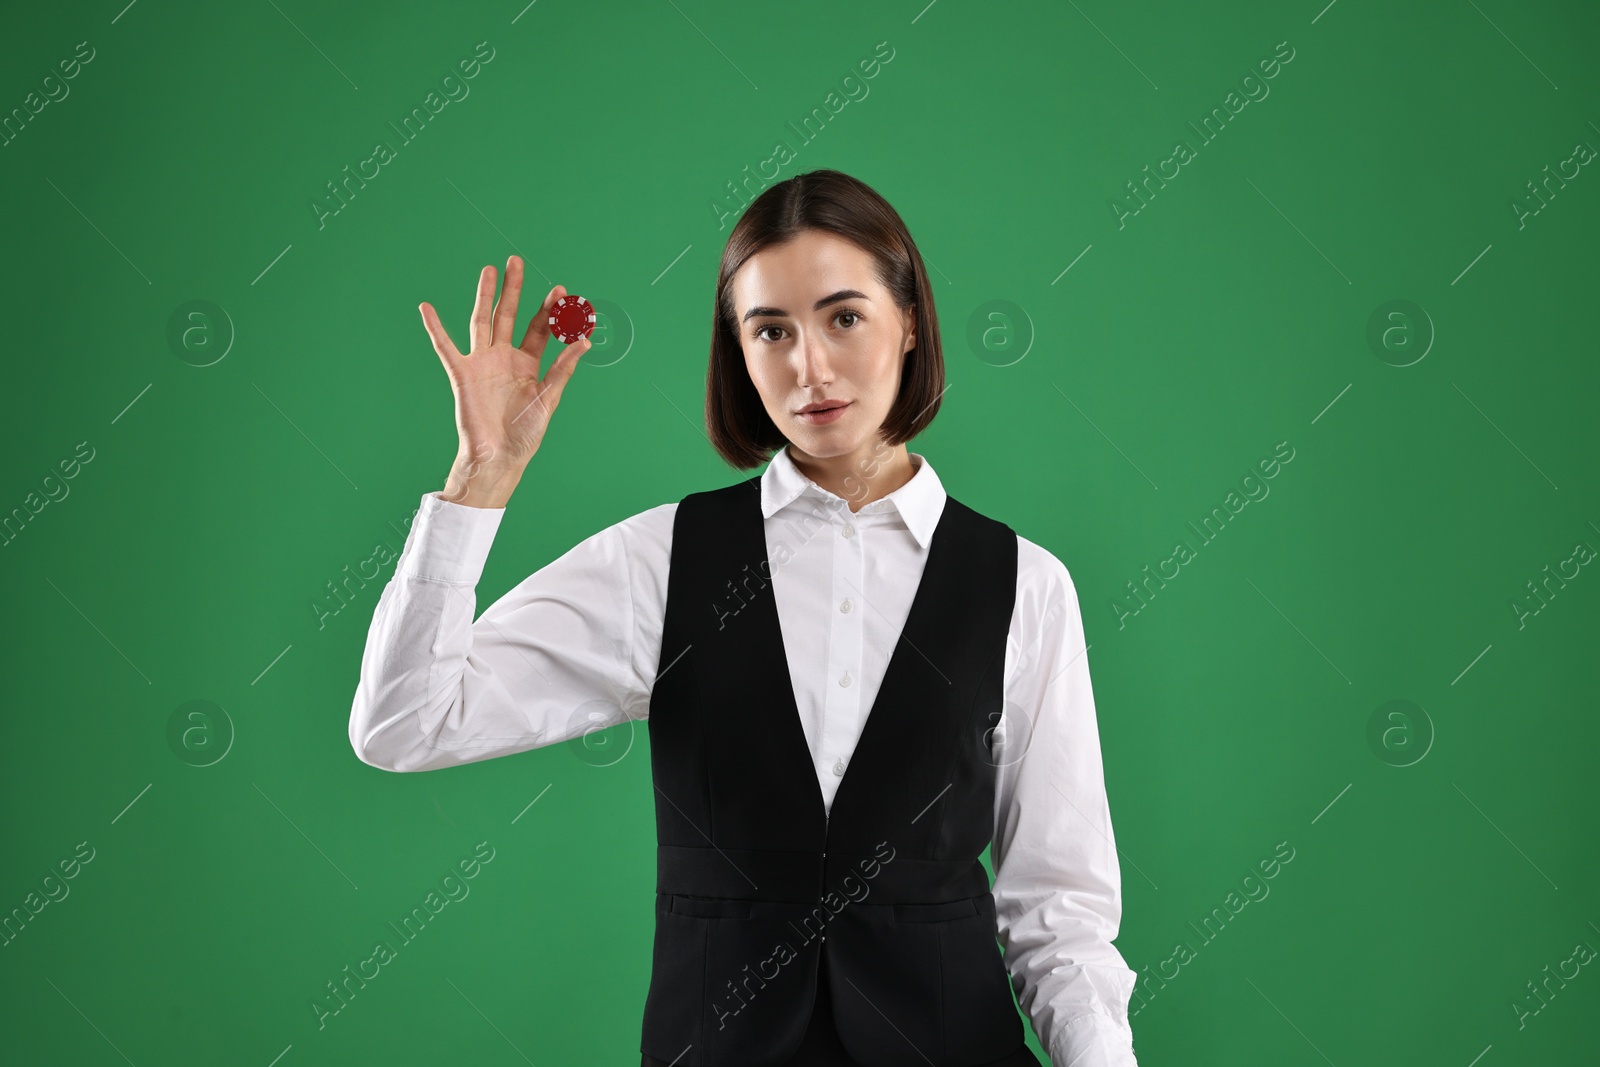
xmin=640 ymin=475 xmax=1024 ymax=1067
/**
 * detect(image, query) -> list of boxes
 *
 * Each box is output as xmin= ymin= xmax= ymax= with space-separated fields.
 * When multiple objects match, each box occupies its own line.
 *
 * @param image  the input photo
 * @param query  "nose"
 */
xmin=794 ymin=330 xmax=833 ymax=389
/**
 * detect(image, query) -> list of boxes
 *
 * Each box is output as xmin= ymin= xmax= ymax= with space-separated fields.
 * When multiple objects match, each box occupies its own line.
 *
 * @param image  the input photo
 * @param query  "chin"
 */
xmin=788 ymin=432 xmax=868 ymax=460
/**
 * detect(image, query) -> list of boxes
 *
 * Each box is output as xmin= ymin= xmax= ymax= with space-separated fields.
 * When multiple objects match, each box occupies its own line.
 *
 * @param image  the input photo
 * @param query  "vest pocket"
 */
xmin=648 ymin=896 xmax=825 ymax=1064
xmin=935 ymin=893 xmax=1024 ymax=1060
xmin=668 ymin=894 xmax=754 ymax=920
xmin=893 ymin=897 xmax=979 ymax=923
xmin=641 ymin=901 xmax=709 ymax=1058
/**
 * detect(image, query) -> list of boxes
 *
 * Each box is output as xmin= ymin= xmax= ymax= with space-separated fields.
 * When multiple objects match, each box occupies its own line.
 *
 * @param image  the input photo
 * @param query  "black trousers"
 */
xmin=642 ymin=948 xmax=1044 ymax=1067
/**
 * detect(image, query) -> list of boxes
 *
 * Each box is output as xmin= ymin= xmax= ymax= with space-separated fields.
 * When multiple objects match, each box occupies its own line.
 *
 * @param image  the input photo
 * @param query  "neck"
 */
xmin=786 ymin=441 xmax=917 ymax=513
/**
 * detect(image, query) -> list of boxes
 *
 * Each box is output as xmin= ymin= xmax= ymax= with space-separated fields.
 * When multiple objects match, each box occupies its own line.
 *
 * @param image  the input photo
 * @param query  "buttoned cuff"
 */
xmin=1049 ymin=1011 xmax=1138 ymax=1067
xmin=396 ymin=490 xmax=506 ymax=585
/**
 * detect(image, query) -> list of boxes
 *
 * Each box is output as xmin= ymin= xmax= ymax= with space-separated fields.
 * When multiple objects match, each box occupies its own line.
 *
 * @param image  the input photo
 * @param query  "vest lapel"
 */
xmin=739 ymin=482 xmax=955 ymax=834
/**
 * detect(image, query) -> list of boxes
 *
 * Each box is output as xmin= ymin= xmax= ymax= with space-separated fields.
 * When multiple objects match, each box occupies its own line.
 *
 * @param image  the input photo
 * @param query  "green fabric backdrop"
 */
xmin=2 ymin=0 xmax=1596 ymax=1063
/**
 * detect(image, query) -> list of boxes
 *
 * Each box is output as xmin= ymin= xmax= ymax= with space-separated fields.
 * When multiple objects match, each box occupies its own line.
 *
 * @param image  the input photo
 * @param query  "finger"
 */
xmin=468 ymin=265 xmax=496 ymax=353
xmin=508 ymin=335 xmax=590 ymax=428
xmin=517 ymin=284 xmax=566 ymax=356
xmin=539 ymin=334 xmax=592 ymax=406
xmin=492 ymin=255 xmax=524 ymax=348
xmin=419 ymin=302 xmax=463 ymax=365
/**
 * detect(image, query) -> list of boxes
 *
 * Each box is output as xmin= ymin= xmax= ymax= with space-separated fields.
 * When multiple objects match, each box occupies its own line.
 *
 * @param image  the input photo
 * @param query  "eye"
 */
xmin=751 ymin=308 xmax=863 ymax=344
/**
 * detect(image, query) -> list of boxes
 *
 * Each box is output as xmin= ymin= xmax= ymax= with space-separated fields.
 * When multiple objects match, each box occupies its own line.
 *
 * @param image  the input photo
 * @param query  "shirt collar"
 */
xmin=759 ymin=445 xmax=946 ymax=549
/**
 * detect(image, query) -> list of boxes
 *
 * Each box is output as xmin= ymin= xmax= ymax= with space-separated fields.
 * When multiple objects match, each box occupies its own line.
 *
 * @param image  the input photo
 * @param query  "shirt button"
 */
xmin=833 ymin=759 xmax=846 ymax=776
xmin=839 ymin=671 xmax=852 ymax=687
xmin=841 ymin=525 xmax=855 ymax=538
xmin=839 ymin=599 xmax=852 ymax=613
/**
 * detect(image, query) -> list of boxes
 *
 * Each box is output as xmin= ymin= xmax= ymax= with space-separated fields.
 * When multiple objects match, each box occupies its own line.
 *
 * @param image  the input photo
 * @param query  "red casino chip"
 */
xmin=548 ymin=295 xmax=596 ymax=344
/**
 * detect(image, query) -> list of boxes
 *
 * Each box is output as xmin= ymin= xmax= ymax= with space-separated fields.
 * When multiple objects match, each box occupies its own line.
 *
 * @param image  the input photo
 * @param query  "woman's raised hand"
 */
xmin=420 ymin=255 xmax=592 ymax=507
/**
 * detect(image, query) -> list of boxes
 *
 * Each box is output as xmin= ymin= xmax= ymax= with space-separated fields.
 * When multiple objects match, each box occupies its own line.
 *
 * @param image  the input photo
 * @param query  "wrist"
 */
xmin=440 ymin=459 xmax=524 ymax=509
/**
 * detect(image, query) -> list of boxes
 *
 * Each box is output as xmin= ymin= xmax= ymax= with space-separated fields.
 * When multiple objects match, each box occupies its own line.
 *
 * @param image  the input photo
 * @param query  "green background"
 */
xmin=3 ymin=0 xmax=1597 ymax=1063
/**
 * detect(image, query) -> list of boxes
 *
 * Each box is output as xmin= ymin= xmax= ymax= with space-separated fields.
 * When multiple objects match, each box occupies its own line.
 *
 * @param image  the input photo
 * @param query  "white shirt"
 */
xmin=348 ymin=447 xmax=1139 ymax=1066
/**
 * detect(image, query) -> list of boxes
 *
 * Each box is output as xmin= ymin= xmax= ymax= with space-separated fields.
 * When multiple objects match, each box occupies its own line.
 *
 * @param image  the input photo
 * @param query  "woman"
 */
xmin=349 ymin=169 xmax=1139 ymax=1067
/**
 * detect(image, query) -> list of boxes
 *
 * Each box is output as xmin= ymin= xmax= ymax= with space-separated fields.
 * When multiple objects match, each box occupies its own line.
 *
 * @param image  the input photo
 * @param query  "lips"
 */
xmin=796 ymin=400 xmax=851 ymax=425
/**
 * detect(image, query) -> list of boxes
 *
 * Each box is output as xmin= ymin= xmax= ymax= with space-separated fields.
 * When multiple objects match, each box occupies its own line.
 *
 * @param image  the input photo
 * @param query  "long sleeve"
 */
xmin=347 ymin=490 xmax=672 ymax=773
xmin=992 ymin=536 xmax=1139 ymax=1065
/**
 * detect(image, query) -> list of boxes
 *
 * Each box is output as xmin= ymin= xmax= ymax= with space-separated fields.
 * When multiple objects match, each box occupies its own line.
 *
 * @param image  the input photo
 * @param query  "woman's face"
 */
xmin=731 ymin=229 xmax=916 ymax=464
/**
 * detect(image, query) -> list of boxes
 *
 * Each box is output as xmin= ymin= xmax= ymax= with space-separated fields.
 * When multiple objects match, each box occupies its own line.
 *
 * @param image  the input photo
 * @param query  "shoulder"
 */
xmin=1015 ymin=533 xmax=1077 ymax=599
xmin=1010 ymin=533 xmax=1082 ymax=642
xmin=616 ymin=499 xmax=678 ymax=539
xmin=600 ymin=474 xmax=762 ymax=555
xmin=606 ymin=501 xmax=678 ymax=567
xmin=941 ymin=492 xmax=1015 ymax=536
xmin=544 ymin=500 xmax=678 ymax=577
xmin=676 ymin=475 xmax=762 ymax=517
xmin=940 ymin=494 xmax=1020 ymax=573
xmin=1004 ymin=534 xmax=1089 ymax=689
xmin=935 ymin=493 xmax=1071 ymax=597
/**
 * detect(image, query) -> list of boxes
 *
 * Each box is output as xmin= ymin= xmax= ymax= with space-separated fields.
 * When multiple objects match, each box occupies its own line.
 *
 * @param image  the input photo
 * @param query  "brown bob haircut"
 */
xmin=706 ymin=168 xmax=945 ymax=470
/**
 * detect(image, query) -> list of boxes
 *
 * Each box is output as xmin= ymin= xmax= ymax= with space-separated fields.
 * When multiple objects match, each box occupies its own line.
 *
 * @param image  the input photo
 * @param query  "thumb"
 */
xmin=542 ymin=335 xmax=591 ymax=400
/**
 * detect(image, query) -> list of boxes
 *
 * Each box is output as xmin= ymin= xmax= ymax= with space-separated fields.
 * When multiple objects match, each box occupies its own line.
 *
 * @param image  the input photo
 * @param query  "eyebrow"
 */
xmin=741 ymin=289 xmax=871 ymax=323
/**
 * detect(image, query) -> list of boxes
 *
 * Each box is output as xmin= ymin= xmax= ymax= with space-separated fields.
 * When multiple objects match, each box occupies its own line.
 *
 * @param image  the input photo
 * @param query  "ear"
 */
xmin=902 ymin=304 xmax=917 ymax=354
